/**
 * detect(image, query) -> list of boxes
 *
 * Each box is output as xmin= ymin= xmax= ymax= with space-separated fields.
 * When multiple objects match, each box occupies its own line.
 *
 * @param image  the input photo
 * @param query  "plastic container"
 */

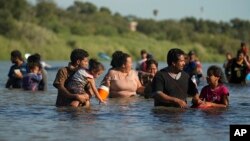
xmin=98 ymin=85 xmax=109 ymax=100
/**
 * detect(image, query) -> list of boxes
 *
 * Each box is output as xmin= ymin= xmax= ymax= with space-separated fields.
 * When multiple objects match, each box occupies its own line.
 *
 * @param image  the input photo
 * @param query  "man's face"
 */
xmin=173 ymin=55 xmax=186 ymax=71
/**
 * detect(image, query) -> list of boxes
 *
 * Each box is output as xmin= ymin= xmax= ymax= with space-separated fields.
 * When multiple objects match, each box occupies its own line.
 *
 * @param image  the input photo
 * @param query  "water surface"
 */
xmin=0 ymin=61 xmax=249 ymax=141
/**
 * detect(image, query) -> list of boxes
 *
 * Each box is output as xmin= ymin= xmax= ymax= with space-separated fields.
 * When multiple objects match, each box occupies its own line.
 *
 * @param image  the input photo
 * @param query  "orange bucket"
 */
xmin=98 ymin=85 xmax=109 ymax=100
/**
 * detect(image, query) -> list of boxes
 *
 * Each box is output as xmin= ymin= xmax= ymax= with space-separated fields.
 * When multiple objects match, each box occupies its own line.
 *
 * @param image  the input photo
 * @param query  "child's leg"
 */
xmin=70 ymin=100 xmax=80 ymax=107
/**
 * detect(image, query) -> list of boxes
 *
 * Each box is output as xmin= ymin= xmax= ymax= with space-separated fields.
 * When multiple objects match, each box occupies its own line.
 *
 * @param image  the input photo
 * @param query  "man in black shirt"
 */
xmin=152 ymin=48 xmax=200 ymax=108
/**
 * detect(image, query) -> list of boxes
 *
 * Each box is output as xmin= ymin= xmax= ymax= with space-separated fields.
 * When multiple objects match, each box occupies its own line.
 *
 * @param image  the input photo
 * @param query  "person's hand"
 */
xmin=76 ymin=94 xmax=89 ymax=103
xmin=99 ymin=99 xmax=107 ymax=105
xmin=14 ymin=70 xmax=23 ymax=79
xmin=174 ymin=98 xmax=188 ymax=108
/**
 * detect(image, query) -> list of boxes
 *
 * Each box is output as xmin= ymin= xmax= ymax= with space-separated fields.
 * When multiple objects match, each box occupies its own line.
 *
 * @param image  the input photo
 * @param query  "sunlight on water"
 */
xmin=0 ymin=61 xmax=249 ymax=141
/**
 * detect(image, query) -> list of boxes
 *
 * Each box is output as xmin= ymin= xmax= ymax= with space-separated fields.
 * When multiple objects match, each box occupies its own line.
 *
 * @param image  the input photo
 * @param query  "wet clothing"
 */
xmin=200 ymin=84 xmax=229 ymax=103
xmin=101 ymin=69 xmax=142 ymax=98
xmin=152 ymin=67 xmax=198 ymax=107
xmin=22 ymin=73 xmax=42 ymax=91
xmin=230 ymin=58 xmax=248 ymax=84
xmin=53 ymin=64 xmax=78 ymax=106
xmin=6 ymin=62 xmax=27 ymax=88
xmin=66 ymin=69 xmax=93 ymax=94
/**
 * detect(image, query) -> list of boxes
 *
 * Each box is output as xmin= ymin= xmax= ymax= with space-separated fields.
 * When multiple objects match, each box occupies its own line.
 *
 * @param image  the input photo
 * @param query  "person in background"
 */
xmin=230 ymin=50 xmax=250 ymax=84
xmin=101 ymin=51 xmax=144 ymax=98
xmin=27 ymin=53 xmax=48 ymax=91
xmin=142 ymin=59 xmax=158 ymax=99
xmin=184 ymin=50 xmax=203 ymax=86
xmin=136 ymin=49 xmax=148 ymax=71
xmin=193 ymin=65 xmax=229 ymax=108
xmin=53 ymin=49 xmax=91 ymax=107
xmin=66 ymin=59 xmax=105 ymax=107
xmin=5 ymin=50 xmax=27 ymax=89
xmin=22 ymin=62 xmax=43 ymax=91
xmin=223 ymin=52 xmax=233 ymax=82
xmin=152 ymin=48 xmax=199 ymax=108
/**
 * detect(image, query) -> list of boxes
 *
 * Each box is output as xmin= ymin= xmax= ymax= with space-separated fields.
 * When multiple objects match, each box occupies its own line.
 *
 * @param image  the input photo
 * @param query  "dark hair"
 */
xmin=27 ymin=53 xmax=41 ymax=64
xmin=110 ymin=51 xmax=123 ymax=68
xmin=28 ymin=62 xmax=42 ymax=70
xmin=70 ymin=49 xmax=89 ymax=64
xmin=207 ymin=65 xmax=225 ymax=83
xmin=89 ymin=58 xmax=105 ymax=73
xmin=167 ymin=48 xmax=185 ymax=66
xmin=188 ymin=50 xmax=195 ymax=56
xmin=237 ymin=50 xmax=244 ymax=57
xmin=117 ymin=52 xmax=130 ymax=68
xmin=141 ymin=49 xmax=147 ymax=55
xmin=11 ymin=50 xmax=23 ymax=60
xmin=146 ymin=59 xmax=158 ymax=70
xmin=241 ymin=42 xmax=246 ymax=47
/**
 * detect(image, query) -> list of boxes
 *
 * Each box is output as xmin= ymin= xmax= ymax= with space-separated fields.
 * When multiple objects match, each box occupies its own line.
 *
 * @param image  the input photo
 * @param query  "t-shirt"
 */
xmin=66 ymin=69 xmax=93 ymax=94
xmin=6 ymin=62 xmax=27 ymax=88
xmin=53 ymin=64 xmax=78 ymax=106
xmin=230 ymin=58 xmax=248 ymax=84
xmin=22 ymin=73 xmax=42 ymax=91
xmin=199 ymin=84 xmax=229 ymax=103
xmin=101 ymin=69 xmax=142 ymax=98
xmin=152 ymin=67 xmax=198 ymax=107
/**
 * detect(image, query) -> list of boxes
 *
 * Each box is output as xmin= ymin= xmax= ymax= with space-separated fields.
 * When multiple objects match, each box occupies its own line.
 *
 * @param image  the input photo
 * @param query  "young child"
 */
xmin=22 ymin=62 xmax=43 ymax=91
xmin=67 ymin=59 xmax=105 ymax=107
xmin=194 ymin=65 xmax=229 ymax=108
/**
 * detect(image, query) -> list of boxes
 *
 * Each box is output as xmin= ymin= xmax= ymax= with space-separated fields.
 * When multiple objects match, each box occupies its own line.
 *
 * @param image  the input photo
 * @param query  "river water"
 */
xmin=0 ymin=61 xmax=249 ymax=141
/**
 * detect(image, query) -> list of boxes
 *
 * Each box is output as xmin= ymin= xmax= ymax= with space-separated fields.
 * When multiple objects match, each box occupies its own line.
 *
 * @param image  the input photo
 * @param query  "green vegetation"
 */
xmin=0 ymin=0 xmax=249 ymax=62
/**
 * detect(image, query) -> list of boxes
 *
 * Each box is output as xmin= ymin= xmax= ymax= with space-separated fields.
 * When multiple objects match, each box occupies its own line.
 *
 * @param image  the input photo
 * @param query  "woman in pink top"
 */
xmin=101 ymin=51 xmax=144 ymax=98
xmin=193 ymin=65 xmax=229 ymax=108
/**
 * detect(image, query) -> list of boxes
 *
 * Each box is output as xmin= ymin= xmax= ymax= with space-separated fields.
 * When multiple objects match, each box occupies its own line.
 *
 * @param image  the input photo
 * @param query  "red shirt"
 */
xmin=200 ymin=84 xmax=229 ymax=103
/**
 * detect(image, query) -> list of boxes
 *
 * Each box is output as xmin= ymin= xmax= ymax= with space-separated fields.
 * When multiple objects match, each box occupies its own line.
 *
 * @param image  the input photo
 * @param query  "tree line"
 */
xmin=0 ymin=0 xmax=249 ymax=57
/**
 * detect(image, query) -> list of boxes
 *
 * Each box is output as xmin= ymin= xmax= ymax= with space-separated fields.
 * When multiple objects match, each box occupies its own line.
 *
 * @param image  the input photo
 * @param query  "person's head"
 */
xmin=112 ymin=52 xmax=133 ymax=72
xmin=167 ymin=48 xmax=186 ymax=72
xmin=110 ymin=51 xmax=124 ymax=68
xmin=27 ymin=53 xmax=41 ymax=64
xmin=10 ymin=50 xmax=23 ymax=64
xmin=236 ymin=50 xmax=245 ymax=61
xmin=225 ymin=52 xmax=232 ymax=60
xmin=240 ymin=42 xmax=248 ymax=55
xmin=188 ymin=50 xmax=196 ymax=61
xmin=70 ymin=48 xmax=89 ymax=68
xmin=146 ymin=59 xmax=158 ymax=76
xmin=89 ymin=59 xmax=105 ymax=78
xmin=141 ymin=49 xmax=147 ymax=59
xmin=206 ymin=65 xmax=225 ymax=85
xmin=28 ymin=62 xmax=41 ymax=74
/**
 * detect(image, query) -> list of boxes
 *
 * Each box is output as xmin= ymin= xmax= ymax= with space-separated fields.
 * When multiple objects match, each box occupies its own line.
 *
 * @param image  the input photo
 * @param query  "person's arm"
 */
xmin=88 ymin=78 xmax=105 ymax=103
xmin=155 ymin=91 xmax=188 ymax=108
xmin=244 ymin=56 xmax=250 ymax=69
xmin=135 ymin=71 xmax=145 ymax=95
xmin=53 ymin=68 xmax=87 ymax=102
xmin=206 ymin=95 xmax=229 ymax=108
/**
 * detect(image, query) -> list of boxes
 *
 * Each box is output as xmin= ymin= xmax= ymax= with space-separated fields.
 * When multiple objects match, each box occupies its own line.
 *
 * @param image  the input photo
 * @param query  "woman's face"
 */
xmin=147 ymin=63 xmax=157 ymax=76
xmin=124 ymin=57 xmax=133 ymax=72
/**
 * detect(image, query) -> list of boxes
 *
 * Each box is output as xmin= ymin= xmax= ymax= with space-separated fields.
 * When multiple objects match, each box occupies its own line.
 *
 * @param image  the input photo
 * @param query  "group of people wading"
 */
xmin=5 ymin=43 xmax=249 ymax=109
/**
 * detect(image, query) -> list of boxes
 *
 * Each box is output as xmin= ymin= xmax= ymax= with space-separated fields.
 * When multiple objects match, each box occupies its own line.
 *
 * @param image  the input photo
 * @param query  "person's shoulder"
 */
xmin=218 ymin=84 xmax=229 ymax=93
xmin=77 ymin=69 xmax=93 ymax=78
xmin=201 ymin=85 xmax=209 ymax=90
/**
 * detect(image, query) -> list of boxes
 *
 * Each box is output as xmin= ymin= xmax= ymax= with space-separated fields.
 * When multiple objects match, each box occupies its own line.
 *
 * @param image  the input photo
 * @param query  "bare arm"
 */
xmin=154 ymin=91 xmax=188 ymax=108
xmin=88 ymin=78 xmax=105 ymax=103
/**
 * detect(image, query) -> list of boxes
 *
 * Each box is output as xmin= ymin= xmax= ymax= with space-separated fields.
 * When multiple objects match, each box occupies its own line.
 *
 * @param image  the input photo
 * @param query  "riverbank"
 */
xmin=0 ymin=32 xmax=224 ymax=62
